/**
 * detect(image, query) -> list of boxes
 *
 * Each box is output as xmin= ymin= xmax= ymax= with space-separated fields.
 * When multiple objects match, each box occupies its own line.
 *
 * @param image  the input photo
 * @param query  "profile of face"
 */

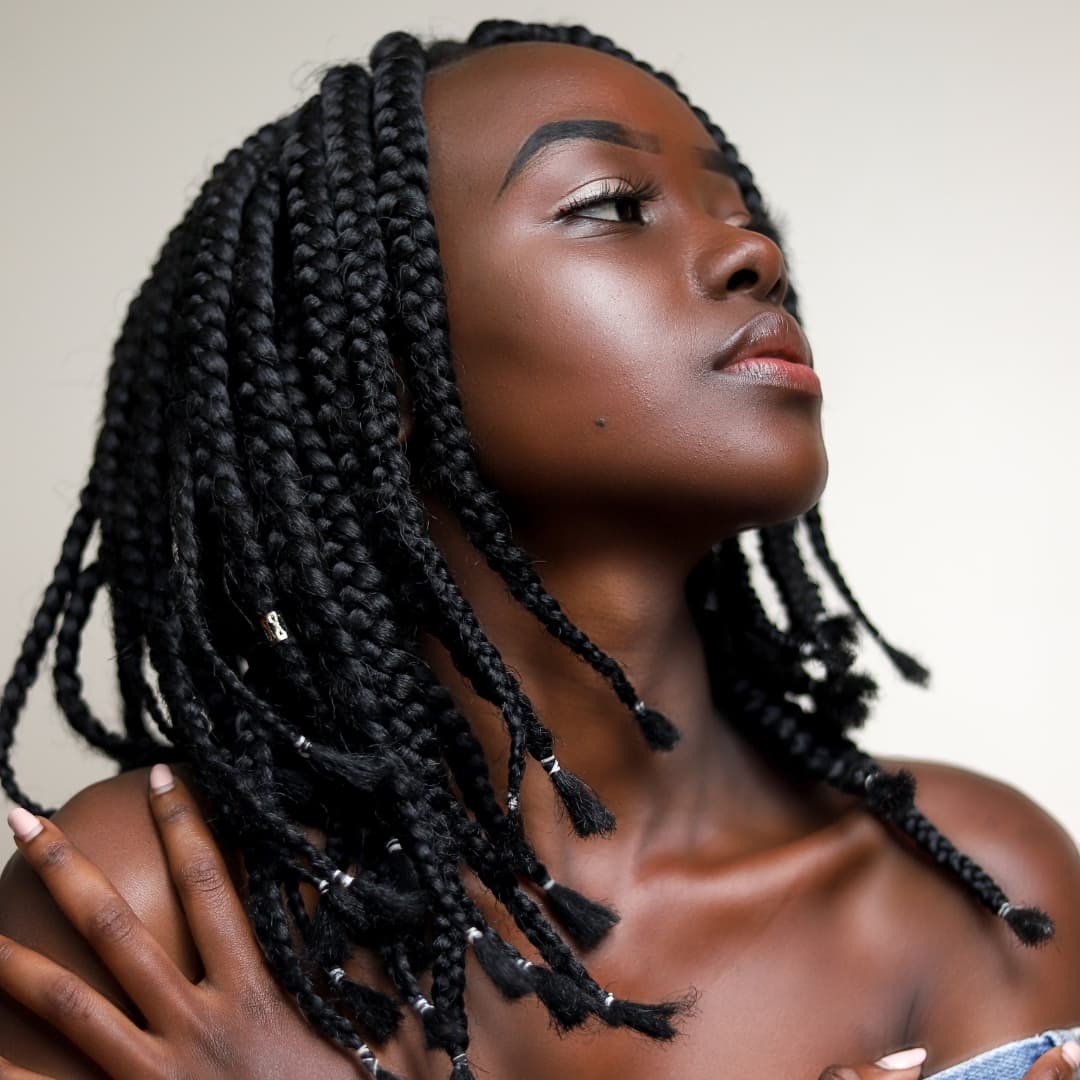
xmin=421 ymin=42 xmax=828 ymax=557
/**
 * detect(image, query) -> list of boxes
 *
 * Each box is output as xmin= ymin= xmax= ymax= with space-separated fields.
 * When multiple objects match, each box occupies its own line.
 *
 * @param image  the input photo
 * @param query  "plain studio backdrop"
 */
xmin=1 ymin=0 xmax=1077 ymax=875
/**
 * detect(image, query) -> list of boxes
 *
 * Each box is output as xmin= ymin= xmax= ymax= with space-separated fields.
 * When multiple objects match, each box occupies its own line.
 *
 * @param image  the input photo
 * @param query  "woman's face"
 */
xmin=422 ymin=43 xmax=826 ymax=545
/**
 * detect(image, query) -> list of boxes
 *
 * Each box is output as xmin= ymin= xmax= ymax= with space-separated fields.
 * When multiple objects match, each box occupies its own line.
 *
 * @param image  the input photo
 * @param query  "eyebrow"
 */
xmin=497 ymin=119 xmax=736 ymax=196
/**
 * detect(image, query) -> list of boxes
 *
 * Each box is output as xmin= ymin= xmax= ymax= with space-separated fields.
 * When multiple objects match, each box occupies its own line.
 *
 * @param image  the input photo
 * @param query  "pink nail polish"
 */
xmin=149 ymin=763 xmax=175 ymax=794
xmin=875 ymin=1047 xmax=928 ymax=1070
xmin=1062 ymin=1041 xmax=1080 ymax=1068
xmin=7 ymin=807 xmax=43 ymax=843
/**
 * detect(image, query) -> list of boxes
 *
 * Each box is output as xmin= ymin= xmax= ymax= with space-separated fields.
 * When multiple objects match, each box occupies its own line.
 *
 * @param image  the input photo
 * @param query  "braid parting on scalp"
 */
xmin=2 ymin=18 xmax=1050 ymax=1080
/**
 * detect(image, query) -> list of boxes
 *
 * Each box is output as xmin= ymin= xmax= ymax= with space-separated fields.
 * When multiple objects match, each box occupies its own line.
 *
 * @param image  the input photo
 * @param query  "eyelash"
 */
xmin=556 ymin=176 xmax=662 ymax=222
xmin=556 ymin=176 xmax=768 ymax=234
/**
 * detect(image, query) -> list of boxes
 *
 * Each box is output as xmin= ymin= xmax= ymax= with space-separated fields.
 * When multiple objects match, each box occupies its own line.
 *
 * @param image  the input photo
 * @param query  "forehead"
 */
xmin=422 ymin=42 xmax=714 ymax=192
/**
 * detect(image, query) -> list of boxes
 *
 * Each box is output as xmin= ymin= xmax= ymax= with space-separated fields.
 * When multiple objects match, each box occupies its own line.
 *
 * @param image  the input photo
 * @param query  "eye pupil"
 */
xmin=614 ymin=196 xmax=641 ymax=222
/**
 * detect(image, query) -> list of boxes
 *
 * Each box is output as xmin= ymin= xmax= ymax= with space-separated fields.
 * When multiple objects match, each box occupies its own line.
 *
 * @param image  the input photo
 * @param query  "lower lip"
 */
xmin=717 ymin=357 xmax=822 ymax=396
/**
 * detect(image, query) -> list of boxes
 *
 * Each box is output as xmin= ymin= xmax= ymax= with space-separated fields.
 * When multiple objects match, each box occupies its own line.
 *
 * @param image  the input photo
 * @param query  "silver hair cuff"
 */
xmin=385 ymin=838 xmax=403 ymax=854
xmin=328 ymin=966 xmax=346 ymax=986
xmin=507 ymin=793 xmax=519 ymax=812
xmin=998 ymin=901 xmax=1014 ymax=918
xmin=331 ymin=868 xmax=355 ymax=889
xmin=539 ymin=753 xmax=562 ymax=776
xmin=316 ymin=878 xmax=330 ymax=895
xmin=864 ymin=771 xmax=878 ymax=792
xmin=356 ymin=1044 xmax=380 ymax=1075
xmin=603 ymin=992 xmax=615 ymax=1008
xmin=632 ymin=699 xmax=647 ymax=715
xmin=539 ymin=875 xmax=556 ymax=892
xmin=452 ymin=1053 xmax=469 ymax=1067
xmin=259 ymin=610 xmax=289 ymax=644
xmin=466 ymin=926 xmax=483 ymax=944
xmin=293 ymin=734 xmax=312 ymax=757
xmin=410 ymin=994 xmax=435 ymax=1015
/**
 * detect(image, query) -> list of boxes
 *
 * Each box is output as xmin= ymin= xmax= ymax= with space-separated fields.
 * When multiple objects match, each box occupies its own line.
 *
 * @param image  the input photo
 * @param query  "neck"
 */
xmin=420 ymin=500 xmax=831 ymax=886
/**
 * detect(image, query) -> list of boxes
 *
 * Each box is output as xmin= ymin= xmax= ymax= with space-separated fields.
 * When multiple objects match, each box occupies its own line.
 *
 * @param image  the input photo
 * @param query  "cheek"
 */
xmin=444 ymin=246 xmax=687 ymax=475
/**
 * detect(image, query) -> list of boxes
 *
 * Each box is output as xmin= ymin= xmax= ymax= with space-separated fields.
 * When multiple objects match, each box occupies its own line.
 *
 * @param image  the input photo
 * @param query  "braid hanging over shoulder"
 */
xmin=0 ymin=19 xmax=1053 ymax=1080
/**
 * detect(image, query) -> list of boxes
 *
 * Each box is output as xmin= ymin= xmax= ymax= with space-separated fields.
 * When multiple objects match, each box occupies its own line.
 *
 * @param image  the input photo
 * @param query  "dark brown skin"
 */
xmin=1 ymin=40 xmax=1078 ymax=1079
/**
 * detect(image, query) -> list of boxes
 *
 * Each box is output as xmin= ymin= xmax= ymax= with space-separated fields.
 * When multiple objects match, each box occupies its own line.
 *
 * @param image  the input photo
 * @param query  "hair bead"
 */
xmin=259 ymin=609 xmax=289 ymax=643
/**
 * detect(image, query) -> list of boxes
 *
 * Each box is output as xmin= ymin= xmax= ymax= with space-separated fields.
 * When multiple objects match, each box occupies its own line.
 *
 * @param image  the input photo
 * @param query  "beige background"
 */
xmin=1 ymin=0 xmax=1077 ymax=871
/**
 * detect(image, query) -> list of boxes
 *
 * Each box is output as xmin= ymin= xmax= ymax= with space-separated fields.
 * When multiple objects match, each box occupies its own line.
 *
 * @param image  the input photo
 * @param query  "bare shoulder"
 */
xmin=883 ymin=756 xmax=1080 ymax=935
xmin=877 ymin=757 xmax=1080 ymax=1060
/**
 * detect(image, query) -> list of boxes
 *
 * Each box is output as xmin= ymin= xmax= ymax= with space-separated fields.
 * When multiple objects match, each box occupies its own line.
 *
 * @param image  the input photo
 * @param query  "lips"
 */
xmin=711 ymin=310 xmax=813 ymax=372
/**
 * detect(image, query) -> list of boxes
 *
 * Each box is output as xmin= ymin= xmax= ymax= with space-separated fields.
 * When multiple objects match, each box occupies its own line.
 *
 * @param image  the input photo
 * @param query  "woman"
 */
xmin=0 ymin=19 xmax=1077 ymax=1079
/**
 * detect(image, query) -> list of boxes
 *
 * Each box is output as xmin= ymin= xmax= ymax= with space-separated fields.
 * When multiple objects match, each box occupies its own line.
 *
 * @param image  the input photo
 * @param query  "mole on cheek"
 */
xmin=594 ymin=417 xmax=607 ymax=429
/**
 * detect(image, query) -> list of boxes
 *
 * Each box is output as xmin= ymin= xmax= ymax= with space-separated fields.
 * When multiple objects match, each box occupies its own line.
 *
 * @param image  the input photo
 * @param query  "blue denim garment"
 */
xmin=928 ymin=1027 xmax=1080 ymax=1079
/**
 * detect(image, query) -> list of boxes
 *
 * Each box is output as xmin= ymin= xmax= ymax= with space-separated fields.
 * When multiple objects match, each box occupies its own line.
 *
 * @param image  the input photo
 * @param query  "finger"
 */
xmin=819 ymin=1046 xmax=927 ymax=1080
xmin=147 ymin=765 xmax=264 ymax=988
xmin=0 ymin=933 xmax=157 ymax=1077
xmin=6 ymin=806 xmax=195 ymax=1032
xmin=0 ymin=1054 xmax=54 ymax=1080
xmin=1022 ymin=1041 xmax=1080 ymax=1080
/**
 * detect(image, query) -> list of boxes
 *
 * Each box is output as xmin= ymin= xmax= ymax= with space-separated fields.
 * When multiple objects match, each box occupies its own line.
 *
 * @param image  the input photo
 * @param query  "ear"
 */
xmin=393 ymin=356 xmax=415 ymax=445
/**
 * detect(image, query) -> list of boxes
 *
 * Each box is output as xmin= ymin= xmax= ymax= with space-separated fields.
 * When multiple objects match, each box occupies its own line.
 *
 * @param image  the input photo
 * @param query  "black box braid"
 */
xmin=0 ymin=19 xmax=1054 ymax=1080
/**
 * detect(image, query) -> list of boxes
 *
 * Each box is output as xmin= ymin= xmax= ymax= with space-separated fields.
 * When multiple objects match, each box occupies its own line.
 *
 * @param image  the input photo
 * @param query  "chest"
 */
xmin=438 ymin=887 xmax=916 ymax=1080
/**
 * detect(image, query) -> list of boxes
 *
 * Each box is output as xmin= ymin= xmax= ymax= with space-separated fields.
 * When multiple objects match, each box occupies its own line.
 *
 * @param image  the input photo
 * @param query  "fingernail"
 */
xmin=876 ymin=1047 xmax=928 ymax=1070
xmin=1062 ymin=1041 xmax=1080 ymax=1068
xmin=149 ymin=763 xmax=175 ymax=795
xmin=7 ymin=807 xmax=43 ymax=843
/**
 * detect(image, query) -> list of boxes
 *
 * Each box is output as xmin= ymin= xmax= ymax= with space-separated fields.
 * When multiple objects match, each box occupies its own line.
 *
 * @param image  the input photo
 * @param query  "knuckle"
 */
xmin=236 ymin=982 xmax=279 ymax=1023
xmin=44 ymin=974 xmax=91 ymax=1020
xmin=0 ymin=940 xmax=13 ymax=965
xmin=159 ymin=800 xmax=192 ymax=827
xmin=87 ymin=902 xmax=137 ymax=945
xmin=40 ymin=839 xmax=72 ymax=869
xmin=178 ymin=857 xmax=228 ymax=899
xmin=819 ymin=1068 xmax=861 ymax=1080
xmin=188 ymin=1015 xmax=235 ymax=1071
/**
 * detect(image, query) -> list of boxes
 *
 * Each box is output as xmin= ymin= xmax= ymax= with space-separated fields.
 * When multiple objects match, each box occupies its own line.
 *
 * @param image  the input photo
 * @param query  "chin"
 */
xmin=706 ymin=437 xmax=829 ymax=536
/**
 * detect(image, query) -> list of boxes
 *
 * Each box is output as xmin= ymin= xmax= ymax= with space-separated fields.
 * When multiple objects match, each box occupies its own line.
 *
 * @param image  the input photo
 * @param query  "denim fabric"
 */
xmin=928 ymin=1027 xmax=1080 ymax=1079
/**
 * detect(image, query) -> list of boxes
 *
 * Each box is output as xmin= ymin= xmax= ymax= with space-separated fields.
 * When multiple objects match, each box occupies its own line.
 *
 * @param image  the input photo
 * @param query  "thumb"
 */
xmin=819 ymin=1046 xmax=927 ymax=1080
xmin=1021 ymin=1039 xmax=1080 ymax=1080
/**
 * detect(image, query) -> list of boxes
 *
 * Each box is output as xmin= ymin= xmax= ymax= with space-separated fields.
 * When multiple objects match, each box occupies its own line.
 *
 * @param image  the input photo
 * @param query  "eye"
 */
xmin=557 ymin=177 xmax=660 ymax=225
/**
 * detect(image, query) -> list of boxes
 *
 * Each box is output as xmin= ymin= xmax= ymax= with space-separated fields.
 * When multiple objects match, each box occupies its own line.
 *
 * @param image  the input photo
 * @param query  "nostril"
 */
xmin=726 ymin=268 xmax=759 ymax=292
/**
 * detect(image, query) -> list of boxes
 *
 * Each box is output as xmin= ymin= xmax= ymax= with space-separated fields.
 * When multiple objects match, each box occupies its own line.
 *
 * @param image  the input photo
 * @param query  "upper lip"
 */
xmin=711 ymin=309 xmax=813 ymax=371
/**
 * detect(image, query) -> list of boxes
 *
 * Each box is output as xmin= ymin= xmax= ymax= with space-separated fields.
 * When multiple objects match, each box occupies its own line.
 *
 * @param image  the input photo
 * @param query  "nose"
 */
xmin=693 ymin=224 xmax=788 ymax=306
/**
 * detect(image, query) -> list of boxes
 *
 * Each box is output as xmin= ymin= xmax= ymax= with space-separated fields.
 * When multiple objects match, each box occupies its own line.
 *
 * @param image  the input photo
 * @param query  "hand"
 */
xmin=818 ymin=1040 xmax=1080 ymax=1080
xmin=0 ymin=765 xmax=368 ymax=1079
xmin=818 ymin=1046 xmax=928 ymax=1080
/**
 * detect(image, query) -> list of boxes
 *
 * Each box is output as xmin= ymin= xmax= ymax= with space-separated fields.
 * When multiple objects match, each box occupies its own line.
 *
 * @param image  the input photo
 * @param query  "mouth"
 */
xmin=710 ymin=309 xmax=813 ymax=372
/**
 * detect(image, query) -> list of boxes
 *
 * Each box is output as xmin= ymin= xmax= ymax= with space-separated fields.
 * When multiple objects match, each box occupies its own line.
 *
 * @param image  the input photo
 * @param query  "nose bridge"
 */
xmin=691 ymin=217 xmax=788 ymax=304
